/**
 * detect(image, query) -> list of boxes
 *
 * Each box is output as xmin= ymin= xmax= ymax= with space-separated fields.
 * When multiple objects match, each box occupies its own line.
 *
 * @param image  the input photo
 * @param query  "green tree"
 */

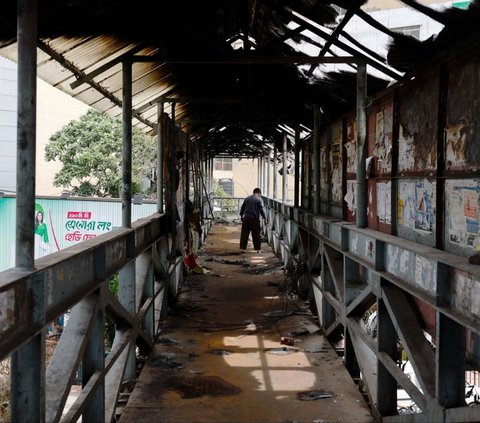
xmin=45 ymin=109 xmax=156 ymax=197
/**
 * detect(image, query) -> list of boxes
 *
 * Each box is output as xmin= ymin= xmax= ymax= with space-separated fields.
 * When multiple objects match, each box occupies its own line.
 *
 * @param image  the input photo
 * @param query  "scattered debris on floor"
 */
xmin=286 ymin=328 xmax=310 ymax=337
xmin=280 ymin=337 xmax=295 ymax=346
xmin=297 ymin=390 xmax=336 ymax=401
xmin=208 ymin=349 xmax=233 ymax=356
xmin=164 ymin=375 xmax=241 ymax=398
xmin=151 ymin=353 xmax=184 ymax=371
xmin=265 ymin=347 xmax=298 ymax=355
xmin=262 ymin=310 xmax=293 ymax=318
xmin=204 ymin=257 xmax=246 ymax=265
xmin=157 ymin=338 xmax=179 ymax=346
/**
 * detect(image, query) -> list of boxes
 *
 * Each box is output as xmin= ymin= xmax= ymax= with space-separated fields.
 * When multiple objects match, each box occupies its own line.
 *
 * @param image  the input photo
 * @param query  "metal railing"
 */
xmin=263 ymin=198 xmax=480 ymax=423
xmin=0 ymin=213 xmax=184 ymax=422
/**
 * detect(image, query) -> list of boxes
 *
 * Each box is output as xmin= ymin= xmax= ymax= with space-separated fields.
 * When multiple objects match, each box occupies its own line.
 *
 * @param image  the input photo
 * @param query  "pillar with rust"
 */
xmin=119 ymin=59 xmax=136 ymax=382
xmin=157 ymin=100 xmax=164 ymax=213
xmin=313 ymin=107 xmax=321 ymax=214
xmin=11 ymin=2 xmax=46 ymax=422
xmin=294 ymin=125 xmax=300 ymax=208
xmin=266 ymin=151 xmax=271 ymax=198
xmin=282 ymin=133 xmax=288 ymax=203
xmin=273 ymin=144 xmax=278 ymax=200
xmin=356 ymin=62 xmax=367 ymax=228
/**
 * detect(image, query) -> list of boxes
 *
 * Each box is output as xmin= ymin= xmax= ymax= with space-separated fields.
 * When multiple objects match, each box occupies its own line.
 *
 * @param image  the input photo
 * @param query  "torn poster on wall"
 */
xmin=345 ymin=119 xmax=357 ymax=174
xmin=398 ymin=125 xmax=415 ymax=172
xmin=377 ymin=181 xmax=391 ymax=224
xmin=446 ymin=180 xmax=480 ymax=249
xmin=345 ymin=180 xmax=356 ymax=214
xmin=373 ymin=105 xmax=393 ymax=173
xmin=398 ymin=179 xmax=435 ymax=233
xmin=445 ymin=118 xmax=469 ymax=170
xmin=331 ymin=122 xmax=343 ymax=204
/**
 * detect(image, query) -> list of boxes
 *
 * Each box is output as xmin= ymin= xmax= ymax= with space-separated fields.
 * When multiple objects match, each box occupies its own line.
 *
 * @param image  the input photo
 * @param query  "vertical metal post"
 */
xmin=282 ymin=133 xmax=288 ymax=203
xmin=313 ymin=107 xmax=321 ymax=214
xmin=266 ymin=152 xmax=271 ymax=198
xmin=122 ymin=60 xmax=132 ymax=228
xmin=436 ymin=313 xmax=466 ymax=407
xmin=185 ymin=133 xmax=190 ymax=202
xmin=294 ymin=125 xmax=300 ymax=208
xmin=82 ymin=289 xmax=105 ymax=422
xmin=273 ymin=145 xmax=278 ymax=200
xmin=257 ymin=157 xmax=261 ymax=188
xmin=377 ymin=294 xmax=397 ymax=415
xmin=356 ymin=62 xmax=367 ymax=228
xmin=169 ymin=102 xmax=177 ymax=240
xmin=15 ymin=0 xmax=37 ymax=269
xmin=11 ymin=2 xmax=45 ymax=422
xmin=119 ymin=59 xmax=136 ymax=381
xmin=157 ymin=100 xmax=164 ymax=213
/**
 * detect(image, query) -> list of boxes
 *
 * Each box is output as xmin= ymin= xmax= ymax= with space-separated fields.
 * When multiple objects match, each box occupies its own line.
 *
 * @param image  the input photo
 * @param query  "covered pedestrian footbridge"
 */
xmin=1 ymin=1 xmax=480 ymax=422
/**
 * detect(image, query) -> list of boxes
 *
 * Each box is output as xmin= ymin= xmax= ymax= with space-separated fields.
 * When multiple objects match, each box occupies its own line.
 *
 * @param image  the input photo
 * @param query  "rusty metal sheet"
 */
xmin=398 ymin=75 xmax=439 ymax=176
xmin=446 ymin=56 xmax=480 ymax=173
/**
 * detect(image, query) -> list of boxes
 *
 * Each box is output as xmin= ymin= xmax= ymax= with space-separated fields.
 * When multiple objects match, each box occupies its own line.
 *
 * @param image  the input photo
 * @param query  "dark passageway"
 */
xmin=120 ymin=222 xmax=372 ymax=423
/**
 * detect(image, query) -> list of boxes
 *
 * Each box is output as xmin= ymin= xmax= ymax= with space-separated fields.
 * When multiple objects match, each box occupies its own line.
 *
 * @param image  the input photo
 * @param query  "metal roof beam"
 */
xmin=38 ymin=40 xmax=155 ymax=128
xmin=288 ymin=12 xmax=403 ymax=80
xmin=306 ymin=9 xmax=355 ymax=76
xmin=132 ymin=55 xmax=358 ymax=64
xmin=70 ymin=44 xmax=149 ymax=89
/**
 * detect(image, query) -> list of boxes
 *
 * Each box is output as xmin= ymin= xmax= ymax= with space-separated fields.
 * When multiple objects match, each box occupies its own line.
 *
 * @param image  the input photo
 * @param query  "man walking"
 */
xmin=240 ymin=188 xmax=268 ymax=253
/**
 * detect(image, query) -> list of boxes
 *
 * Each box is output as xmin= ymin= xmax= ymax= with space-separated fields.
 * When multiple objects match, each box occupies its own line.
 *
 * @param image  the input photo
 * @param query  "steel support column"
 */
xmin=11 ymin=2 xmax=44 ymax=422
xmin=313 ymin=107 xmax=321 ymax=214
xmin=273 ymin=145 xmax=278 ymax=200
xmin=82 ymin=289 xmax=105 ymax=422
xmin=119 ymin=59 xmax=136 ymax=382
xmin=356 ymin=63 xmax=367 ymax=228
xmin=436 ymin=314 xmax=466 ymax=407
xmin=282 ymin=133 xmax=288 ymax=203
xmin=157 ymin=100 xmax=164 ymax=213
xmin=377 ymin=293 xmax=398 ymax=415
xmin=266 ymin=151 xmax=271 ymax=198
xmin=294 ymin=125 xmax=301 ymax=208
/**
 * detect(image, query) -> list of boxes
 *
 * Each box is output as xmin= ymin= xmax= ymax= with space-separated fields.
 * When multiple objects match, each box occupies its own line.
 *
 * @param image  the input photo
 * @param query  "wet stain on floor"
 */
xmin=165 ymin=375 xmax=242 ymax=398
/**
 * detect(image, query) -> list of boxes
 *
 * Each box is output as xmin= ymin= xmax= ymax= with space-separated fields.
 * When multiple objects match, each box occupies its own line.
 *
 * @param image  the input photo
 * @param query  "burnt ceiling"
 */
xmin=0 ymin=0 xmax=479 ymax=157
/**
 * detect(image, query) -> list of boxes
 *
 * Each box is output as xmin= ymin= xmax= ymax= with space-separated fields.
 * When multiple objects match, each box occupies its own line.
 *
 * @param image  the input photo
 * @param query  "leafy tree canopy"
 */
xmin=45 ymin=109 xmax=156 ymax=197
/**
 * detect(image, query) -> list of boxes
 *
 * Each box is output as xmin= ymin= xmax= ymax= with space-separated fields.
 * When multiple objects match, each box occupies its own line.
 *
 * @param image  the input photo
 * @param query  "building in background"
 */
xmin=213 ymin=156 xmax=296 ymax=201
xmin=0 ymin=56 xmax=89 ymax=196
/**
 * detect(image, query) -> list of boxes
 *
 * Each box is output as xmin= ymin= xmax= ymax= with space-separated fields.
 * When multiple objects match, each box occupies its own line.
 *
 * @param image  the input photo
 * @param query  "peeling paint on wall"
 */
xmin=377 ymin=181 xmax=391 ymax=224
xmin=345 ymin=180 xmax=356 ymax=214
xmin=414 ymin=255 xmax=436 ymax=293
xmin=452 ymin=270 xmax=480 ymax=318
xmin=345 ymin=118 xmax=357 ymax=174
xmin=331 ymin=122 xmax=343 ymax=204
xmin=0 ymin=290 xmax=14 ymax=332
xmin=447 ymin=58 xmax=480 ymax=172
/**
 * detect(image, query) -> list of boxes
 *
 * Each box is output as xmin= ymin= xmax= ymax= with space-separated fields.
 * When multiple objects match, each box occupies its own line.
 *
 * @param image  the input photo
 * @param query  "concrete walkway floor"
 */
xmin=119 ymin=222 xmax=373 ymax=423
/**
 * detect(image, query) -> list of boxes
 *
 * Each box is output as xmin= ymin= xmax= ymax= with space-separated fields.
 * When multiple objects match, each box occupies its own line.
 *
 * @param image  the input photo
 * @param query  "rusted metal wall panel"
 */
xmin=330 ymin=120 xmax=343 ymax=219
xmin=319 ymin=131 xmax=329 ymax=215
xmin=446 ymin=56 xmax=480 ymax=173
xmin=398 ymin=74 xmax=439 ymax=176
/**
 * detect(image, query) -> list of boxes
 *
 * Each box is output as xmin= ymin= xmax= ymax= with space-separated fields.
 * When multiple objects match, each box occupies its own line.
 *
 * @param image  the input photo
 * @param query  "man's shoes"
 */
xmin=240 ymin=249 xmax=246 ymax=253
